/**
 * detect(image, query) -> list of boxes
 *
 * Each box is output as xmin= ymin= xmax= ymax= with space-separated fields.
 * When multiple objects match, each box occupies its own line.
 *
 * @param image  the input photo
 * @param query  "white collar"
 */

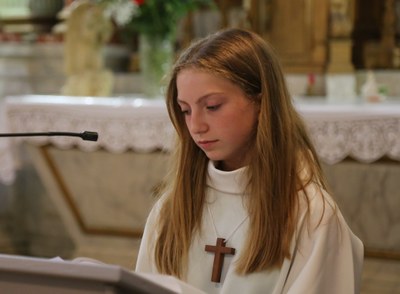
xmin=206 ymin=161 xmax=248 ymax=195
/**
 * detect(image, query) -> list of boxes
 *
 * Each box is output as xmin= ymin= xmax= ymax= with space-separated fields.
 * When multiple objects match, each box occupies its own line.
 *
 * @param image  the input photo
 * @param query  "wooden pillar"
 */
xmin=363 ymin=0 xmax=398 ymax=69
xmin=245 ymin=0 xmax=273 ymax=38
xmin=326 ymin=0 xmax=357 ymax=102
xmin=378 ymin=0 xmax=396 ymax=67
xmin=327 ymin=0 xmax=355 ymax=73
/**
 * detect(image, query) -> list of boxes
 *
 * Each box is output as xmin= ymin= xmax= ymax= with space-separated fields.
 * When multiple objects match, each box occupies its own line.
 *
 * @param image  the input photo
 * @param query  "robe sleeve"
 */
xmin=135 ymin=199 xmax=162 ymax=273
xmin=282 ymin=188 xmax=364 ymax=294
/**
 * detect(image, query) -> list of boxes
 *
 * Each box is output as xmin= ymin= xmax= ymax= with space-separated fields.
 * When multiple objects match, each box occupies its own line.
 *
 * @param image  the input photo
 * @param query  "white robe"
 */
xmin=136 ymin=161 xmax=364 ymax=293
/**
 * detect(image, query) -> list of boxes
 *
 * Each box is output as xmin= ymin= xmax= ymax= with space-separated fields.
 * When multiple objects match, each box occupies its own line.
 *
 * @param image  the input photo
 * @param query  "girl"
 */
xmin=136 ymin=28 xmax=363 ymax=294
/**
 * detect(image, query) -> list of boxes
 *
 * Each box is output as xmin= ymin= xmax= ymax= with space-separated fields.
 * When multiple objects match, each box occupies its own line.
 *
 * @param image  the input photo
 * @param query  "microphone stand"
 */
xmin=0 ymin=131 xmax=98 ymax=141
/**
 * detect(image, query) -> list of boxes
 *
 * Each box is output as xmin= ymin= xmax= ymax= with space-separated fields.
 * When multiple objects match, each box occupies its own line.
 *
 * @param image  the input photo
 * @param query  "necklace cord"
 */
xmin=207 ymin=204 xmax=249 ymax=244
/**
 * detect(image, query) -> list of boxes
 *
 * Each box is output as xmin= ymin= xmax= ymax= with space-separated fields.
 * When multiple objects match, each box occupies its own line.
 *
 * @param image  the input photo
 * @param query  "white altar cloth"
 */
xmin=294 ymin=97 xmax=400 ymax=165
xmin=3 ymin=95 xmax=173 ymax=153
xmin=1 ymin=94 xmax=400 ymax=184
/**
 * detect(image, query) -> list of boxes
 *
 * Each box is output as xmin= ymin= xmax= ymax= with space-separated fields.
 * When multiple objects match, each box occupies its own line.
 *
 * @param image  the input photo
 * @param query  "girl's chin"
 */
xmin=203 ymin=152 xmax=223 ymax=162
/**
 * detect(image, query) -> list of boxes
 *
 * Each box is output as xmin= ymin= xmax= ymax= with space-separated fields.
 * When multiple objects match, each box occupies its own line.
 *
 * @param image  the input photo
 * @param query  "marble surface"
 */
xmin=322 ymin=161 xmax=400 ymax=253
xmin=48 ymin=147 xmax=168 ymax=231
xmin=7 ymin=143 xmax=170 ymax=268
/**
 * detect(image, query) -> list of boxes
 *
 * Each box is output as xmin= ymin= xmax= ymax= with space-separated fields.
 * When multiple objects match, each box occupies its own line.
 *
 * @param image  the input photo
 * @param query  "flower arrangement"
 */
xmin=92 ymin=0 xmax=214 ymax=98
xmin=96 ymin=0 xmax=214 ymax=38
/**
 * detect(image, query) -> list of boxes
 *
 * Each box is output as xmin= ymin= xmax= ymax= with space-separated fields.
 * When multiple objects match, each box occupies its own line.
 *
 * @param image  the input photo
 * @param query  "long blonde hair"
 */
xmin=154 ymin=28 xmax=328 ymax=278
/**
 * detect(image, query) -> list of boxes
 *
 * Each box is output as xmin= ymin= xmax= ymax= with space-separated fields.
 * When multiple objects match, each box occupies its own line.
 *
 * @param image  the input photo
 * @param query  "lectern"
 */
xmin=0 ymin=254 xmax=182 ymax=294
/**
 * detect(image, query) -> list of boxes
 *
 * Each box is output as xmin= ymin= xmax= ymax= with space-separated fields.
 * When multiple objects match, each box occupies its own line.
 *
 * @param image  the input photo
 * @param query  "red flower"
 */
xmin=134 ymin=0 xmax=144 ymax=5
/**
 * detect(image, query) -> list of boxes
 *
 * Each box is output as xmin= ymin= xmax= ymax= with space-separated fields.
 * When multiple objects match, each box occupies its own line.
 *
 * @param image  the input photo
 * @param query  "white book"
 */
xmin=0 ymin=253 xmax=206 ymax=294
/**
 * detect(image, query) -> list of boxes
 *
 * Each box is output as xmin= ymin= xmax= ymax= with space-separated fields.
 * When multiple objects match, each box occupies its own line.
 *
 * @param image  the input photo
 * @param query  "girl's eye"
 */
xmin=181 ymin=109 xmax=190 ymax=115
xmin=206 ymin=104 xmax=220 ymax=111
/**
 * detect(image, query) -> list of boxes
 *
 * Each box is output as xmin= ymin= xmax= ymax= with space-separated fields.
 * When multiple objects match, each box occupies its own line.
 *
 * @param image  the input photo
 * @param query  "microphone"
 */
xmin=0 ymin=131 xmax=98 ymax=141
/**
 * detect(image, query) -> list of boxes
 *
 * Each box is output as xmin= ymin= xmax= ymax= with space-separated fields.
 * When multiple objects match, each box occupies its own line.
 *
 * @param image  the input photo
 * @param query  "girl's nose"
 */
xmin=188 ymin=111 xmax=208 ymax=134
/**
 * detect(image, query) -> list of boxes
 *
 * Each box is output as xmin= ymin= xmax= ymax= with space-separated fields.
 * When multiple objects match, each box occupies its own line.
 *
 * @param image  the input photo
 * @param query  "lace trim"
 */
xmin=306 ymin=118 xmax=400 ymax=164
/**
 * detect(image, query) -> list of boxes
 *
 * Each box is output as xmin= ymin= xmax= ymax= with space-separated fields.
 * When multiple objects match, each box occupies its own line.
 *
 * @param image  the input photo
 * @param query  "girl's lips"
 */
xmin=197 ymin=140 xmax=218 ymax=149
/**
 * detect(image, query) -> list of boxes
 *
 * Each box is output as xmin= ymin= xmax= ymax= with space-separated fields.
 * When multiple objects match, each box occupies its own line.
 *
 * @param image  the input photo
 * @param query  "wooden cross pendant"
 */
xmin=205 ymin=238 xmax=235 ymax=283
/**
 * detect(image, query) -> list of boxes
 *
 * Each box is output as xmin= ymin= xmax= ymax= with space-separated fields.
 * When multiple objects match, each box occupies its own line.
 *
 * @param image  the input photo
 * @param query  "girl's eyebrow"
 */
xmin=177 ymin=93 xmax=223 ymax=105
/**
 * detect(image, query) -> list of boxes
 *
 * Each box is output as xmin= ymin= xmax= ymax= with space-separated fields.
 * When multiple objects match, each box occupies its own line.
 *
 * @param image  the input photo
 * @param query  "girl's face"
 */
xmin=176 ymin=68 xmax=259 ymax=171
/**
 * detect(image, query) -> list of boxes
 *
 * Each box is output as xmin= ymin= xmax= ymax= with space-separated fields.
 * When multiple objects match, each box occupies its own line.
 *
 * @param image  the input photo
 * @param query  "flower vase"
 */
xmin=139 ymin=34 xmax=174 ymax=98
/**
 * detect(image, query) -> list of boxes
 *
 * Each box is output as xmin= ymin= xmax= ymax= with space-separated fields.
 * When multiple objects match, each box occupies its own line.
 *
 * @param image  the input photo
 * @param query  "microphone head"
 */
xmin=81 ymin=131 xmax=98 ymax=141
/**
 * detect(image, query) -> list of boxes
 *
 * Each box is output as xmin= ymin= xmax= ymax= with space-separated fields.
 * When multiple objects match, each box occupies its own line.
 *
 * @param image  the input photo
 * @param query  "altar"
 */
xmin=1 ymin=94 xmax=400 ymax=267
